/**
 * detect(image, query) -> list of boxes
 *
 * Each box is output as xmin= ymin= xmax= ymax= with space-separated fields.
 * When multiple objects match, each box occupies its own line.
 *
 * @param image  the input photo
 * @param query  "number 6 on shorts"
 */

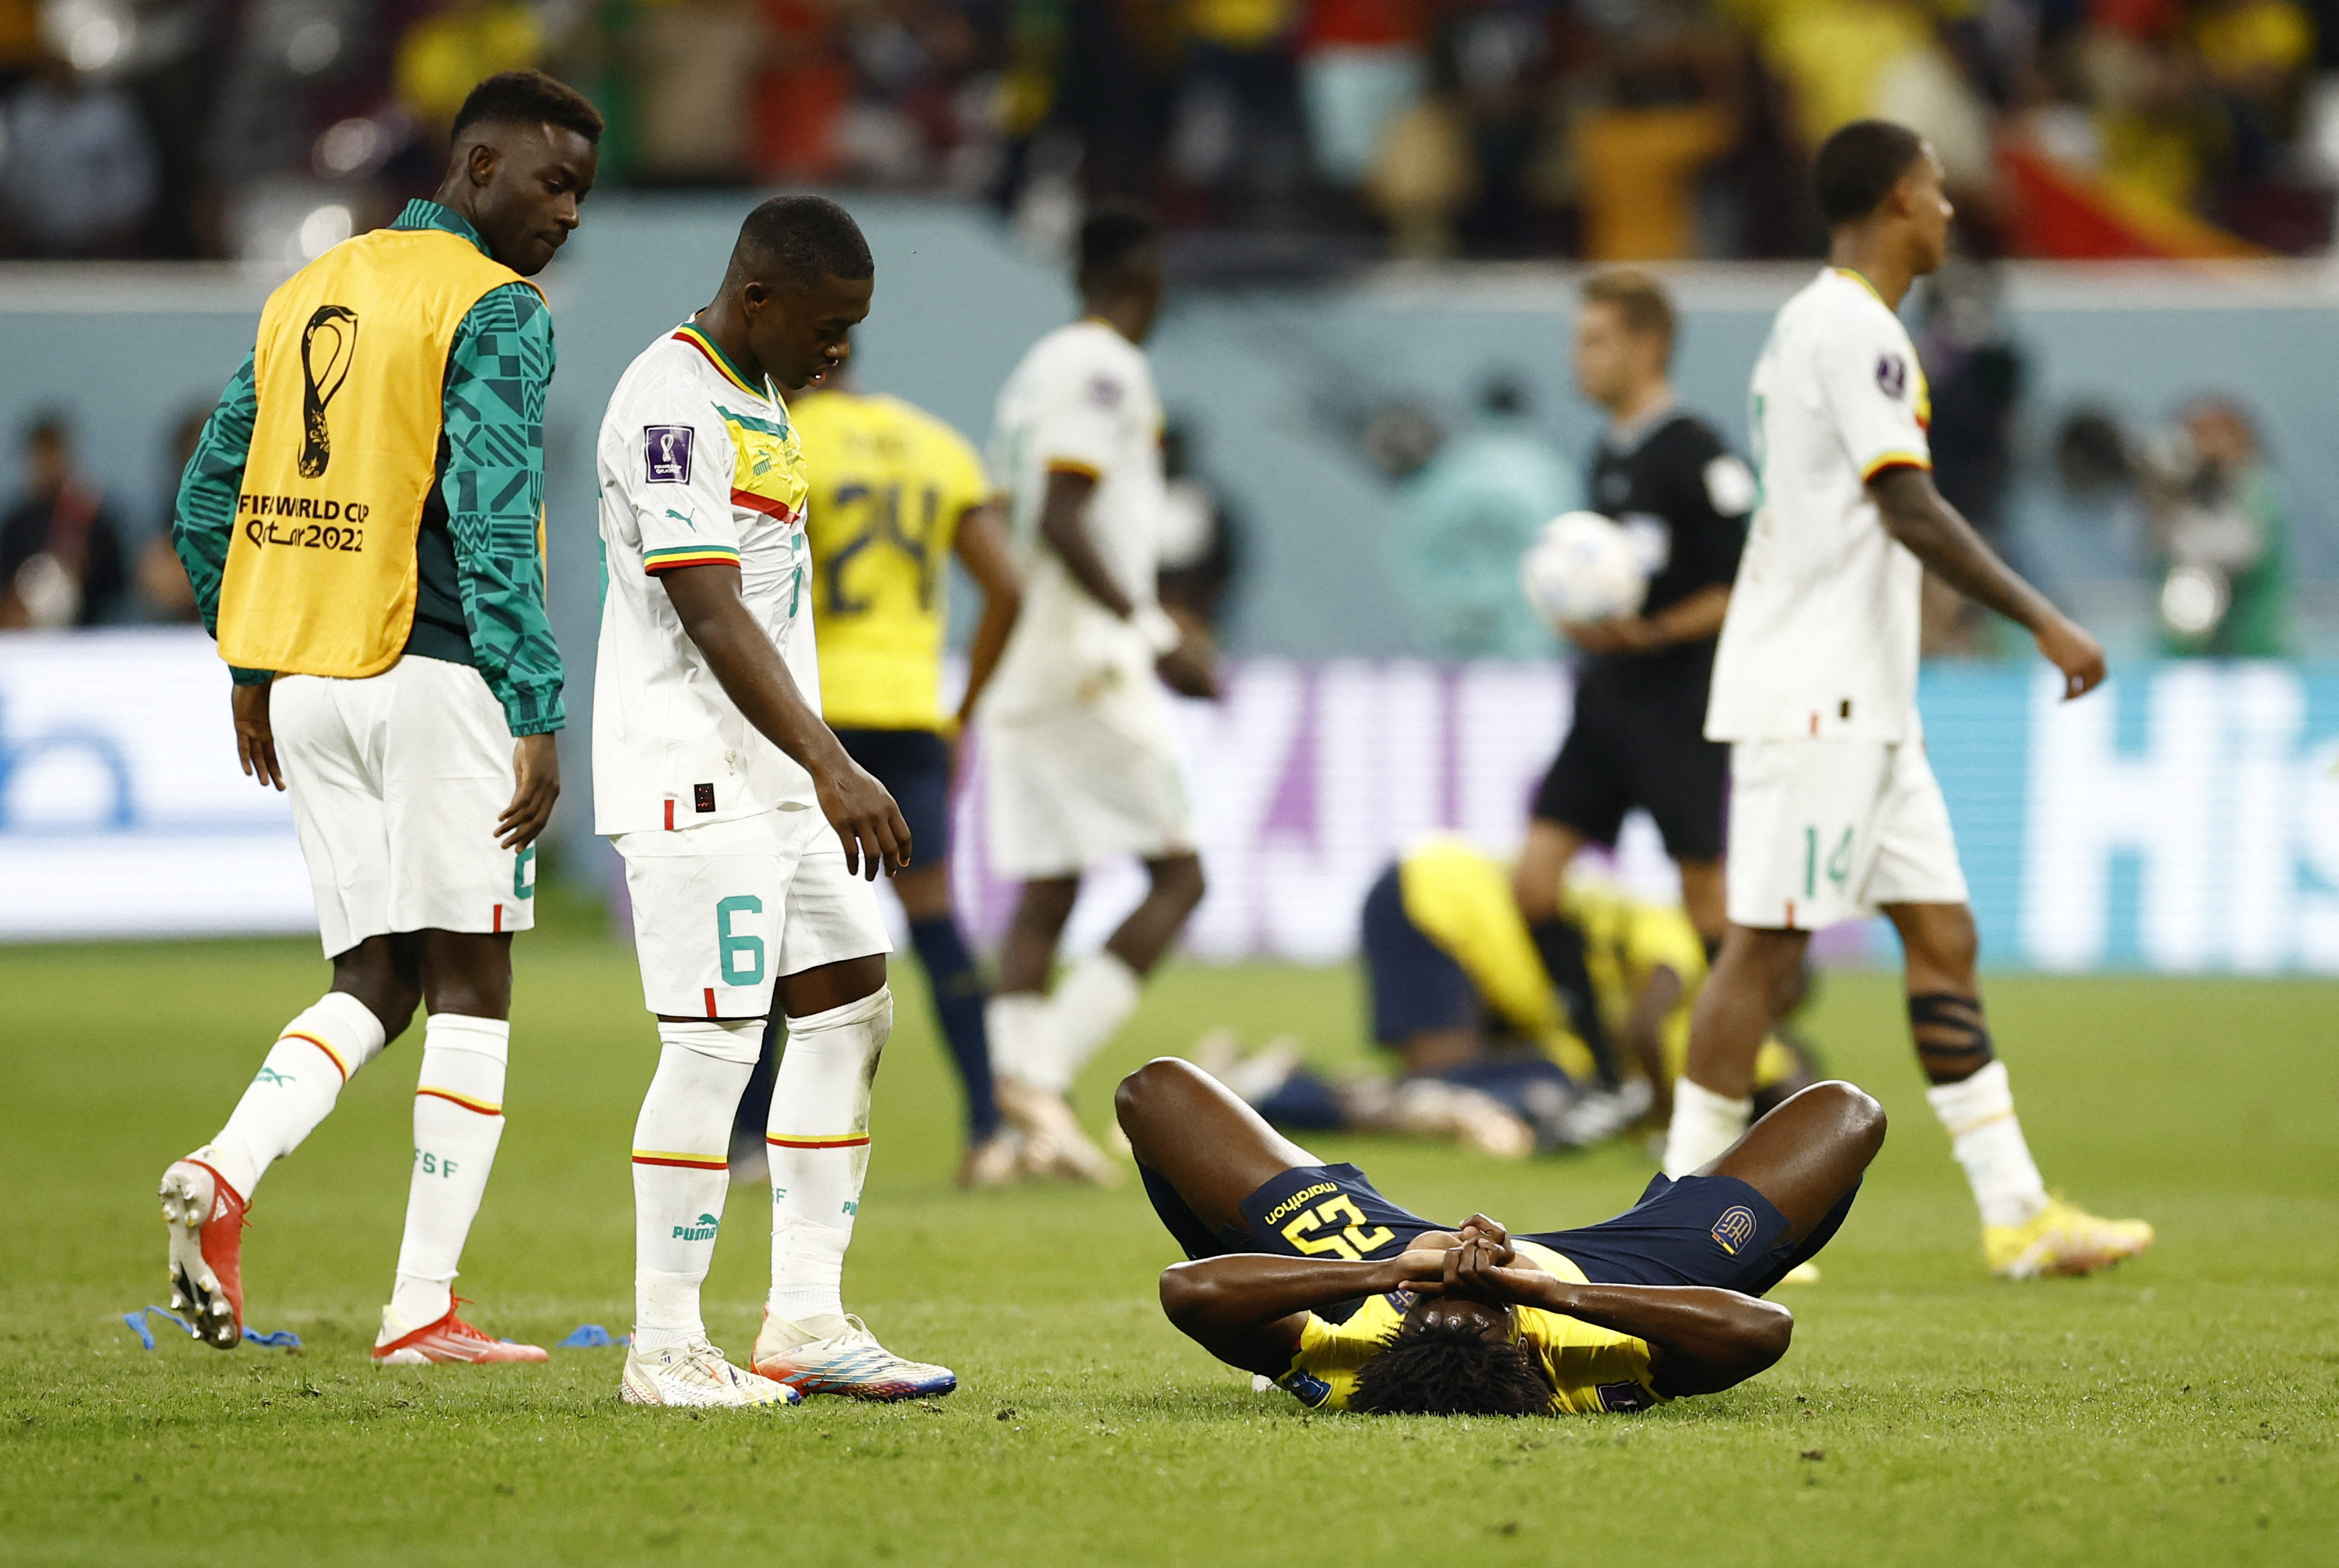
xmin=716 ymin=894 xmax=765 ymax=986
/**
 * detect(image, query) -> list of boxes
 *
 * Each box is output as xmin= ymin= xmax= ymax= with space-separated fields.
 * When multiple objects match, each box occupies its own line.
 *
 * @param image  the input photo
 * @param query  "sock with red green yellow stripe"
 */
xmin=387 ymin=1015 xmax=512 ymax=1329
xmin=630 ymin=1019 xmax=763 ymax=1351
xmin=766 ymin=988 xmax=891 ymax=1329
xmin=208 ymin=992 xmax=387 ymax=1200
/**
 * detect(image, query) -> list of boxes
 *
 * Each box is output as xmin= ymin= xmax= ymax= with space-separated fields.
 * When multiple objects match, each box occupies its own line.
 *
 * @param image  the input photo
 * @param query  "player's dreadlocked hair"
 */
xmin=1348 ymin=1319 xmax=1556 ymax=1418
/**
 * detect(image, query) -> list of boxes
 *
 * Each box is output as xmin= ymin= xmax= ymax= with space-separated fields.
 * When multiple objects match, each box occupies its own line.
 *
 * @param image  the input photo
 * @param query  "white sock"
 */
xmin=985 ymin=991 xmax=1053 ymax=1086
xmin=209 ymin=992 xmax=387 ymax=1199
xmin=630 ymin=1019 xmax=762 ymax=1350
xmin=1926 ymin=1060 xmax=2049 ymax=1229
xmin=1033 ymin=951 xmax=1142 ymax=1094
xmin=388 ymin=1015 xmax=510 ymax=1328
xmin=1662 ymin=1078 xmax=1752 ymax=1178
xmin=767 ymin=988 xmax=890 ymax=1328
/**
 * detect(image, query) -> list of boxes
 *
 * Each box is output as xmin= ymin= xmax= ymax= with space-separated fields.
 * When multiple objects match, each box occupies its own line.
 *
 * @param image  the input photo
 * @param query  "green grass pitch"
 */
xmin=3 ymin=927 xmax=2333 ymax=1566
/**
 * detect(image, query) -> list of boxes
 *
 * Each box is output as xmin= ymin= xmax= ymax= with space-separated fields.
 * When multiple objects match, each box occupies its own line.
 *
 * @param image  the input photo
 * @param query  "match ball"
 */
xmin=1521 ymin=510 xmax=1650 ymax=629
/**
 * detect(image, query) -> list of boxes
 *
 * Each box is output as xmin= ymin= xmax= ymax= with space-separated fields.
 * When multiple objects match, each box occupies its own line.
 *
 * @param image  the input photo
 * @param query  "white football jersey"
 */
xmin=592 ymin=321 xmax=821 ymax=835
xmin=980 ymin=318 xmax=1168 ymax=720
xmin=1707 ymin=267 xmax=1934 ymax=744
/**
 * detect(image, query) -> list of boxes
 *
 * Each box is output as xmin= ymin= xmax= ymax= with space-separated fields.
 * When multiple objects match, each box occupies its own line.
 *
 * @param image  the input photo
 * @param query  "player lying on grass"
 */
xmin=1211 ymin=841 xmax=1812 ymax=1157
xmin=1119 ymin=1057 xmax=1880 ymax=1415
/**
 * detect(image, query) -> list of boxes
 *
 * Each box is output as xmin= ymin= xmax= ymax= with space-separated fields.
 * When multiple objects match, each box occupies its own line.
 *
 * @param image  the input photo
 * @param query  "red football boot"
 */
xmin=371 ymin=1301 xmax=550 ymax=1366
xmin=159 ymin=1155 xmax=247 ymax=1350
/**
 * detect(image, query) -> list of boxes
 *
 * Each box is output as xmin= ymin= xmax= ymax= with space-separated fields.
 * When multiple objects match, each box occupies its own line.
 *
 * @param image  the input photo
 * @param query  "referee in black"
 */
xmin=1517 ymin=270 xmax=1753 ymax=1030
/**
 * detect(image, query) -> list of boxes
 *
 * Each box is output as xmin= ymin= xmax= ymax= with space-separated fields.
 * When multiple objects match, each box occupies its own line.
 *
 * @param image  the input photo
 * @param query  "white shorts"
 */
xmin=983 ymin=690 xmax=1196 ymax=880
xmin=1725 ymin=737 xmax=1970 ymax=931
xmin=614 ymin=805 xmax=892 ymax=1019
xmin=274 ymin=655 xmax=532 ymax=958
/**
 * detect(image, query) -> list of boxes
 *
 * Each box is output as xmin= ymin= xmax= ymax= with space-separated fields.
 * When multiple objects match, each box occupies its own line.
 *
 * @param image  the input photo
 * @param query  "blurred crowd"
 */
xmin=3 ymin=0 xmax=2338 ymax=265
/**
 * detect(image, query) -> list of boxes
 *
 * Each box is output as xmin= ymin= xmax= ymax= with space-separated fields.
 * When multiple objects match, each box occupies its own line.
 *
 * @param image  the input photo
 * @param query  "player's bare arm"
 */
xmin=1867 ymin=466 xmax=2105 ymax=699
xmin=1036 ymin=467 xmax=1132 ymax=618
xmin=951 ymin=499 xmax=1022 ymax=729
xmin=658 ymin=561 xmax=908 ymax=878
xmin=497 ymin=735 xmax=559 ymax=850
xmin=231 ymin=680 xmax=283 ymax=790
xmin=1159 ymin=1247 xmax=1454 ymax=1374
xmin=1037 ymin=466 xmax=1218 ymax=700
xmin=1567 ymin=582 xmax=1730 ymax=655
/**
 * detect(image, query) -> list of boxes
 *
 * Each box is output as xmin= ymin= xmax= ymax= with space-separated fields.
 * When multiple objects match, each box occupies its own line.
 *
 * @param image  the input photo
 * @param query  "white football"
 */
xmin=1521 ymin=510 xmax=1650 ymax=628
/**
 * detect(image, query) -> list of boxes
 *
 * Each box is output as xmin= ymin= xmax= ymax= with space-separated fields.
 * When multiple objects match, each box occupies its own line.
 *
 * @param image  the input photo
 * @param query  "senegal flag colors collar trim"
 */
xmin=673 ymin=320 xmax=765 ymax=399
xmin=1831 ymin=266 xmax=1890 ymax=307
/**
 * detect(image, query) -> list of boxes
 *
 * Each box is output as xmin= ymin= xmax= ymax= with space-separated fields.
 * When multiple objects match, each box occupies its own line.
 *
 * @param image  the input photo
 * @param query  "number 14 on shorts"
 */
xmin=1804 ymin=824 xmax=1854 ymax=899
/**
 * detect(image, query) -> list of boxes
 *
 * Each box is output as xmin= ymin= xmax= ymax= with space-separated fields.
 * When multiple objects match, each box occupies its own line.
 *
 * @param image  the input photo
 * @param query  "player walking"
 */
xmin=765 ymin=370 xmax=1024 ymax=1187
xmin=159 ymin=71 xmax=600 ymax=1364
xmin=978 ymin=207 xmax=1218 ymax=1182
xmin=1514 ymin=270 xmax=1754 ymax=1114
xmin=1661 ymin=121 xmax=2153 ymax=1279
xmin=596 ymin=195 xmax=953 ymax=1407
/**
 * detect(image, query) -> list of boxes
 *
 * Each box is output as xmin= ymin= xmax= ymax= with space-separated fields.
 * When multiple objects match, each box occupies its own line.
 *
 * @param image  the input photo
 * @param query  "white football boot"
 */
xmin=751 ymin=1311 xmax=957 ymax=1400
xmin=620 ymin=1336 xmax=801 ymax=1408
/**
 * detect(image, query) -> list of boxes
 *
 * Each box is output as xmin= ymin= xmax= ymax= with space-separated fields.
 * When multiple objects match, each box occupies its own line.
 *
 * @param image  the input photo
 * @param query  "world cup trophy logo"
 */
xmin=298 ymin=305 xmax=358 ymax=477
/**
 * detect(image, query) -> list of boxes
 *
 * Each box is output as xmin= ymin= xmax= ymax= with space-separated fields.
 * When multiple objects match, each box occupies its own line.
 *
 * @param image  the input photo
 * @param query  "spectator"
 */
xmin=0 ymin=414 xmax=128 ymax=629
xmin=628 ymin=0 xmax=767 ymax=184
xmin=1297 ymin=0 xmax=1428 ymax=188
xmin=395 ymin=0 xmax=544 ymax=141
xmin=2148 ymin=397 xmax=2291 ymax=658
xmin=1172 ymin=0 xmax=1308 ymax=222
xmin=1388 ymin=376 xmax=1577 ymax=658
xmin=0 ymin=50 xmax=158 ymax=257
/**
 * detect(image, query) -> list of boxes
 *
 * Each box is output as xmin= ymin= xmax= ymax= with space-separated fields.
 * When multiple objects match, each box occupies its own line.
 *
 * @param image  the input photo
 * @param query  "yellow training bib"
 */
xmin=217 ymin=227 xmax=538 ymax=678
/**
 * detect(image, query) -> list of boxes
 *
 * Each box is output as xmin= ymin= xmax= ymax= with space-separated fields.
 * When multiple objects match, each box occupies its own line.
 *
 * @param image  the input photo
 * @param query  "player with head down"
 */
xmin=1120 ymin=1057 xmax=1881 ymax=1415
xmin=594 ymin=195 xmax=951 ymax=1407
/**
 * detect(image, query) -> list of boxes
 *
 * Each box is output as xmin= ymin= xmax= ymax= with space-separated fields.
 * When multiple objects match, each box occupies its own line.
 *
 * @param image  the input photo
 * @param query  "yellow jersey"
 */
xmin=1395 ymin=838 xmax=1797 ymax=1092
xmin=793 ymin=389 xmax=993 ymax=731
xmin=1278 ymin=1240 xmax=1661 ymax=1414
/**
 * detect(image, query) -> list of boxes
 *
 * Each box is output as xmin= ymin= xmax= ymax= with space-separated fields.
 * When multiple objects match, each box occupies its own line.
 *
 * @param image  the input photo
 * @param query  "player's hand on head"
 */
xmin=231 ymin=681 xmax=285 ymax=791
xmin=1391 ymin=1243 xmax=1455 ymax=1288
xmin=2035 ymin=614 xmax=2106 ymax=700
xmin=1456 ymin=1215 xmax=1514 ymax=1262
xmin=815 ymin=753 xmax=912 ymax=880
xmin=498 ymin=733 xmax=561 ymax=850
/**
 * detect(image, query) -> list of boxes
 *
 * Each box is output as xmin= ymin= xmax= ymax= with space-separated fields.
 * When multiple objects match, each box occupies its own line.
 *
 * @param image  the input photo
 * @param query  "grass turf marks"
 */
xmin=2 ymin=935 xmax=2333 ymax=1565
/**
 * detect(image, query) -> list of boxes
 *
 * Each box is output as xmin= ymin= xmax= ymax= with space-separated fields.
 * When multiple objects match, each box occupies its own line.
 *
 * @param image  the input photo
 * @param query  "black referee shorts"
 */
xmin=1534 ymin=671 xmax=1727 ymax=862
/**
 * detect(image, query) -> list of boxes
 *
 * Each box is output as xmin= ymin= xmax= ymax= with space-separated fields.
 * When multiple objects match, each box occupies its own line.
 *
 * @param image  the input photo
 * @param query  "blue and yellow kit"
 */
xmin=1279 ymin=1240 xmax=1660 ymax=1414
xmin=791 ymin=389 xmax=993 ymax=732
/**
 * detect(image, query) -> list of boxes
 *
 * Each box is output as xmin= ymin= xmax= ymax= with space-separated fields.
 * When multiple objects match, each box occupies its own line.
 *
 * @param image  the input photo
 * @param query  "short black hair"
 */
xmin=452 ymin=69 xmax=605 ymax=146
xmin=1078 ymin=204 xmax=1159 ymax=287
xmin=1814 ymin=120 xmax=1926 ymax=228
xmin=24 ymin=409 xmax=67 ymax=449
xmin=1347 ymin=1319 xmax=1555 ymax=1418
xmin=730 ymin=194 xmax=875 ymax=288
